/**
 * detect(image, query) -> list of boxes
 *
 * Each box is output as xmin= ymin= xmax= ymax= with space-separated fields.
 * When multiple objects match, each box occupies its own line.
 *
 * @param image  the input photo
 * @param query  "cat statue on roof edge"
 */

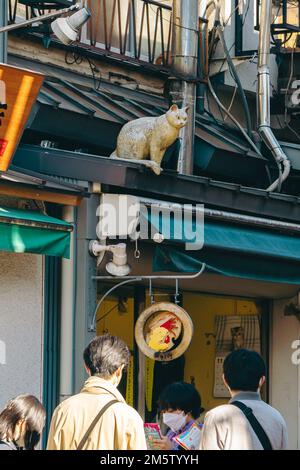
xmin=110 ymin=104 xmax=189 ymax=175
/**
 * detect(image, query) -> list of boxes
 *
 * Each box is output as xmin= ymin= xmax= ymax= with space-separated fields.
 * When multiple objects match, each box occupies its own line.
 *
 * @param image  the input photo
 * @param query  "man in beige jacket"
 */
xmin=47 ymin=335 xmax=147 ymax=450
xmin=200 ymin=349 xmax=288 ymax=450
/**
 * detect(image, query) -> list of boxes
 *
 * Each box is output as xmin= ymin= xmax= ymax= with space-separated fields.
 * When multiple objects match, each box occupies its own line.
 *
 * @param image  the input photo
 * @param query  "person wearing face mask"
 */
xmin=152 ymin=382 xmax=204 ymax=451
xmin=47 ymin=334 xmax=147 ymax=450
xmin=0 ymin=395 xmax=46 ymax=450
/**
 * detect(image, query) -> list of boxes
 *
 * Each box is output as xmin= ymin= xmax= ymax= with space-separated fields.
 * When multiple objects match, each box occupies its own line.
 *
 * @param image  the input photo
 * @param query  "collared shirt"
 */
xmin=199 ymin=391 xmax=288 ymax=450
xmin=0 ymin=440 xmax=18 ymax=451
xmin=47 ymin=376 xmax=147 ymax=450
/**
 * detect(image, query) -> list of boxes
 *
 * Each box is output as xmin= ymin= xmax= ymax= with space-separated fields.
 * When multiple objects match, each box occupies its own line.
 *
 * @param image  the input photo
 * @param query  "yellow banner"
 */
xmin=126 ymin=356 xmax=134 ymax=407
xmin=145 ymin=357 xmax=155 ymax=412
xmin=0 ymin=64 xmax=44 ymax=172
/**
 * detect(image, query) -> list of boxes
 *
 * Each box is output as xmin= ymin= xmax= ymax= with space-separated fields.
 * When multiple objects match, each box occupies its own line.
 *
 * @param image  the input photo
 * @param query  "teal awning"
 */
xmin=0 ymin=206 xmax=72 ymax=259
xmin=149 ymin=212 xmax=300 ymax=285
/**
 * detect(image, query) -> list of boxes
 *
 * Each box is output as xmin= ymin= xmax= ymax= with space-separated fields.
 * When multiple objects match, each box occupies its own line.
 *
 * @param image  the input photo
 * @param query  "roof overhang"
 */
xmin=12 ymin=144 xmax=300 ymax=224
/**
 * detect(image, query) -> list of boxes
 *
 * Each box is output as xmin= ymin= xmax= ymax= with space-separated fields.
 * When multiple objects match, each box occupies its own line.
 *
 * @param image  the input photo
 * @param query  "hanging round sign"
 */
xmin=135 ymin=302 xmax=194 ymax=362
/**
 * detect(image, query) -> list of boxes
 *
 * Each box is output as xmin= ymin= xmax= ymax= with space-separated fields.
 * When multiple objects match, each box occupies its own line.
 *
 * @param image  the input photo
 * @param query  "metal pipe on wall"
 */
xmin=257 ymin=0 xmax=291 ymax=192
xmin=59 ymin=206 xmax=75 ymax=402
xmin=0 ymin=0 xmax=7 ymax=63
xmin=171 ymin=0 xmax=199 ymax=175
xmin=197 ymin=0 xmax=207 ymax=115
xmin=138 ymin=195 xmax=300 ymax=234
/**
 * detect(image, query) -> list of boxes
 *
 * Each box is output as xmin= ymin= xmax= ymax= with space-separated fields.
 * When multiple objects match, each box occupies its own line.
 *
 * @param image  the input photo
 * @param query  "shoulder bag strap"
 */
xmin=231 ymin=401 xmax=273 ymax=450
xmin=77 ymin=399 xmax=119 ymax=450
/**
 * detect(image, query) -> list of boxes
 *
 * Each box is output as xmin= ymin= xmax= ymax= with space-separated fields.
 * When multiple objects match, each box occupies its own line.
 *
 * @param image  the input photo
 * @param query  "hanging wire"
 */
xmin=65 ymin=47 xmax=102 ymax=91
xmin=207 ymin=78 xmax=263 ymax=156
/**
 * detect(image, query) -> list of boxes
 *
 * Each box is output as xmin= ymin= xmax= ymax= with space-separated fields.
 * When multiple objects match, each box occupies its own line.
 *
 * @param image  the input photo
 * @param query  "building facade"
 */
xmin=1 ymin=0 xmax=300 ymax=449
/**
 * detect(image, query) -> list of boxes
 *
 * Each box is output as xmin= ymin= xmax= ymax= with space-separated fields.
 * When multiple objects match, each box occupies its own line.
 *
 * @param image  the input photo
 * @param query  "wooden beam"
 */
xmin=0 ymin=182 xmax=83 ymax=206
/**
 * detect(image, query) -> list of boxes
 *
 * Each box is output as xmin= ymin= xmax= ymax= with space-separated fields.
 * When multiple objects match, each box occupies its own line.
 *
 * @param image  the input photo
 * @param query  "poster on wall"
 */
xmin=0 ymin=64 xmax=44 ymax=172
xmin=213 ymin=315 xmax=261 ymax=398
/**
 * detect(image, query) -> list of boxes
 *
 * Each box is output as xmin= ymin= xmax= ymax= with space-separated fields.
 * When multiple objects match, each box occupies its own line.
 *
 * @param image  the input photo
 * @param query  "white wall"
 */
xmin=0 ymin=252 xmax=44 ymax=410
xmin=209 ymin=0 xmax=278 ymax=94
xmin=270 ymin=298 xmax=300 ymax=450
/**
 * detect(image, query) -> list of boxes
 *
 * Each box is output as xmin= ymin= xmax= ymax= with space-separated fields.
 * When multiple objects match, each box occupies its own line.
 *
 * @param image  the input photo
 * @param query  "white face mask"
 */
xmin=163 ymin=411 xmax=187 ymax=432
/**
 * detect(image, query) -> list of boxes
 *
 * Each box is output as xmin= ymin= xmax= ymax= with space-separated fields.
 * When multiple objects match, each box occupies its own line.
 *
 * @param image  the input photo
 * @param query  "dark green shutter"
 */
xmin=42 ymin=256 xmax=61 ymax=448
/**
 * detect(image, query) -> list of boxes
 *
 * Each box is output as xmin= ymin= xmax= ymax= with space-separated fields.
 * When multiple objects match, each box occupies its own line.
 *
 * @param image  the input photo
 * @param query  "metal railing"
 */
xmin=83 ymin=0 xmax=174 ymax=66
xmin=8 ymin=0 xmax=174 ymax=66
xmin=7 ymin=0 xmax=209 ymax=74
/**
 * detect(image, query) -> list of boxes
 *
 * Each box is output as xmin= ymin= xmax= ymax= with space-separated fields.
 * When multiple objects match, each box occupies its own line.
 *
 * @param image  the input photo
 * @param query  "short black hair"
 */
xmin=83 ymin=335 xmax=130 ymax=378
xmin=223 ymin=349 xmax=266 ymax=392
xmin=158 ymin=382 xmax=204 ymax=419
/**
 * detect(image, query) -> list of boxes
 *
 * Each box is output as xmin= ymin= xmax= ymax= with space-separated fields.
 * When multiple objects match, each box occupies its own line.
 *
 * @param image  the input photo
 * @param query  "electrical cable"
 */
xmin=65 ymin=47 xmax=102 ymax=91
xmin=206 ymin=1 xmax=253 ymax=140
xmin=215 ymin=21 xmax=253 ymax=139
xmin=224 ymin=85 xmax=238 ymax=121
xmin=242 ymin=0 xmax=250 ymax=26
xmin=207 ymin=78 xmax=263 ymax=156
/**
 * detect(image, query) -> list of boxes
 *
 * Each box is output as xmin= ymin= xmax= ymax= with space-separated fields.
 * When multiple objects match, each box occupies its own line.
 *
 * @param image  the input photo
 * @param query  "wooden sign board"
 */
xmin=0 ymin=63 xmax=44 ymax=172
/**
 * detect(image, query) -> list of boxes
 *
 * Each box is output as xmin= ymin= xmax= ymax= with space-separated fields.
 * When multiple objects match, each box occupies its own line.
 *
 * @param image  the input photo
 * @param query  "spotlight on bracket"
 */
xmin=89 ymin=241 xmax=131 ymax=277
xmin=51 ymin=5 xmax=91 ymax=45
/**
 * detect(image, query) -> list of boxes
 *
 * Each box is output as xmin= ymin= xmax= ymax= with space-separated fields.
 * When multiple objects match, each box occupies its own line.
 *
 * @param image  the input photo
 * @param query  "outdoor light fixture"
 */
xmin=0 ymin=3 xmax=91 ymax=46
xmin=89 ymin=241 xmax=131 ymax=277
xmin=51 ymin=6 xmax=91 ymax=45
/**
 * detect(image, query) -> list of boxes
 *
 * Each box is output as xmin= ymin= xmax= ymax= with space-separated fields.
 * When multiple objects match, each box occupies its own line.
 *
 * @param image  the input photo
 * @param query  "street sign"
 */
xmin=0 ymin=63 xmax=44 ymax=172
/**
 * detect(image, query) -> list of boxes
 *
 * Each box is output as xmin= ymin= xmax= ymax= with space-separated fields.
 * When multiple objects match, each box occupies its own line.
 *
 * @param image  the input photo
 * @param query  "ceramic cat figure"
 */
xmin=110 ymin=104 xmax=189 ymax=175
xmin=231 ymin=326 xmax=245 ymax=351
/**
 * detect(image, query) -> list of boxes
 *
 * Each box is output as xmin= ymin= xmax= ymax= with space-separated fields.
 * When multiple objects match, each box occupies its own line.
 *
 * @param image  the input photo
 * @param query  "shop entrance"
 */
xmin=96 ymin=283 xmax=269 ymax=422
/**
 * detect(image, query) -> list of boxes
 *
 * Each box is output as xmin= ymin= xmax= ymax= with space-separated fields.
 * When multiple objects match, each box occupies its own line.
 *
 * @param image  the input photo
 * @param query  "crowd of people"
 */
xmin=0 ymin=334 xmax=288 ymax=451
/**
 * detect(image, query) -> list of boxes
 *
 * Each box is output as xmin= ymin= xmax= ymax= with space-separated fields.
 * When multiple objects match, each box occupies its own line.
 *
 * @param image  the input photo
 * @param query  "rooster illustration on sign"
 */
xmin=145 ymin=312 xmax=182 ymax=352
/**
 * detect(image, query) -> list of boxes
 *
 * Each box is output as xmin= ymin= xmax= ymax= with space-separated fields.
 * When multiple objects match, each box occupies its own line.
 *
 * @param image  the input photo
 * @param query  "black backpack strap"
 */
xmin=77 ymin=399 xmax=119 ymax=450
xmin=231 ymin=401 xmax=273 ymax=450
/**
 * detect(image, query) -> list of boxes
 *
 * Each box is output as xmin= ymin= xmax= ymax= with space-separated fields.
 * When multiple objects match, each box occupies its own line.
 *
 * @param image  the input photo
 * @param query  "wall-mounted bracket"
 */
xmin=88 ymin=264 xmax=206 ymax=332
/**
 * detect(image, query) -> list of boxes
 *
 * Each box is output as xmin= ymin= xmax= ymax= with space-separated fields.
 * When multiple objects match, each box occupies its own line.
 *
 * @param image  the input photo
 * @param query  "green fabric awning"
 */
xmin=0 ymin=206 xmax=72 ymax=259
xmin=149 ymin=212 xmax=300 ymax=285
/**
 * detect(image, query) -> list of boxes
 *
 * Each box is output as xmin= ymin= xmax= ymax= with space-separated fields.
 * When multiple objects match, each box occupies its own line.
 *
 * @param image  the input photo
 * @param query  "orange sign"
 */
xmin=0 ymin=63 xmax=44 ymax=171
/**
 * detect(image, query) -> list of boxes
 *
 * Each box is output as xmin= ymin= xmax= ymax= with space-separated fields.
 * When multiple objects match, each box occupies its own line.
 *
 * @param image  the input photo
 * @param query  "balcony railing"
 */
xmin=8 ymin=0 xmax=174 ymax=67
xmin=7 ymin=0 xmax=208 ymax=78
xmin=85 ymin=0 xmax=173 ymax=66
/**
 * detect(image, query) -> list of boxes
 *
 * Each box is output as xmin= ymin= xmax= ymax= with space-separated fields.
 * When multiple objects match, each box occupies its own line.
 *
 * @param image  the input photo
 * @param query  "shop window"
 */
xmin=95 ymin=285 xmax=269 ymax=425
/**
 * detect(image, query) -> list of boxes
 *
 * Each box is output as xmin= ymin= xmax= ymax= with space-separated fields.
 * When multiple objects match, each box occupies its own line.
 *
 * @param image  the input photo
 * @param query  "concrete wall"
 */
xmin=0 ymin=252 xmax=44 ymax=410
xmin=8 ymin=36 xmax=165 ymax=96
xmin=270 ymin=298 xmax=300 ymax=450
xmin=209 ymin=0 xmax=278 ymax=96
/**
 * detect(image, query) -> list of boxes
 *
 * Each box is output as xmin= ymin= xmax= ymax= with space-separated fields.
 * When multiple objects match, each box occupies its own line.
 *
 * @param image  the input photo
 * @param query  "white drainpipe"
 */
xmin=257 ymin=0 xmax=291 ymax=192
xmin=59 ymin=206 xmax=75 ymax=402
xmin=171 ymin=0 xmax=199 ymax=175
